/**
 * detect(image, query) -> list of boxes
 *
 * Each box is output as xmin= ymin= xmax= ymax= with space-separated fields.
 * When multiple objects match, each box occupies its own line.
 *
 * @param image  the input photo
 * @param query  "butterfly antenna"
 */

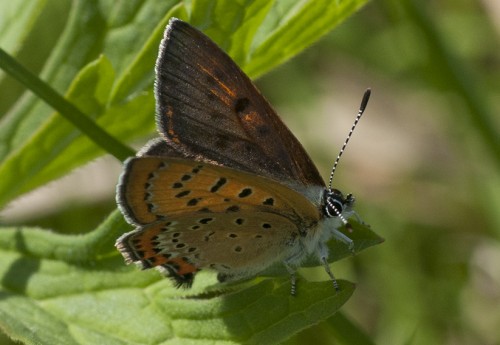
xmin=328 ymin=88 xmax=371 ymax=190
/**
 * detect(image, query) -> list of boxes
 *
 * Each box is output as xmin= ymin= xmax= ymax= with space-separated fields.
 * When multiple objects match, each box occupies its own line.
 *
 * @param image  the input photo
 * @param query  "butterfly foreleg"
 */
xmin=351 ymin=210 xmax=368 ymax=226
xmin=331 ymin=228 xmax=354 ymax=253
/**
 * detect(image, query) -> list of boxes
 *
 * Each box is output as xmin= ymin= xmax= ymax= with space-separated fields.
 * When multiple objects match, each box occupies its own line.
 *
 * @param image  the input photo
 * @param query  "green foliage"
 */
xmin=0 ymin=1 xmax=376 ymax=344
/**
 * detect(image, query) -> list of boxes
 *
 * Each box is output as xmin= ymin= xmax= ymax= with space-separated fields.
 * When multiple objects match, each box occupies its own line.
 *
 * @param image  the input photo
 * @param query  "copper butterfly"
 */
xmin=115 ymin=18 xmax=371 ymax=295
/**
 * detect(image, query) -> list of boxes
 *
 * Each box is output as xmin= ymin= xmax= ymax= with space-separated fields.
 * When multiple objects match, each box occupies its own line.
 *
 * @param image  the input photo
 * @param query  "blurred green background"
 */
xmin=1 ymin=0 xmax=499 ymax=344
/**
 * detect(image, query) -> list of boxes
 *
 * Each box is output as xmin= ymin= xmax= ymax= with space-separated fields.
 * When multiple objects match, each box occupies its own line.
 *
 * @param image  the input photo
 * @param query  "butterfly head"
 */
xmin=323 ymin=189 xmax=355 ymax=219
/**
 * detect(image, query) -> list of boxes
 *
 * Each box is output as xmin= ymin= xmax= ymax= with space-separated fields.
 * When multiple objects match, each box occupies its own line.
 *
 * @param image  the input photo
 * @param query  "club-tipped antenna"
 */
xmin=328 ymin=88 xmax=371 ymax=190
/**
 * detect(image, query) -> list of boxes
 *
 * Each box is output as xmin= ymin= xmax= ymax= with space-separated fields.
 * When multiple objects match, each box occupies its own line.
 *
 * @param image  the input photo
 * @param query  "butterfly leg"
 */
xmin=282 ymin=243 xmax=308 ymax=296
xmin=321 ymin=256 xmax=340 ymax=292
xmin=317 ymin=242 xmax=340 ymax=292
xmin=283 ymin=261 xmax=297 ymax=296
xmin=331 ymin=229 xmax=354 ymax=253
xmin=352 ymin=210 xmax=368 ymax=226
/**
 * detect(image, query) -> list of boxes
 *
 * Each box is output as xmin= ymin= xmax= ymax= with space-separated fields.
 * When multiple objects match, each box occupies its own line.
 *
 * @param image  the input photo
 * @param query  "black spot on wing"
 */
xmin=234 ymin=97 xmax=250 ymax=113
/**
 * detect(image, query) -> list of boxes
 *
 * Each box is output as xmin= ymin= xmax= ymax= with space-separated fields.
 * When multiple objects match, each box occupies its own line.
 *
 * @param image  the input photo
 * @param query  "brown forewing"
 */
xmin=154 ymin=18 xmax=324 ymax=188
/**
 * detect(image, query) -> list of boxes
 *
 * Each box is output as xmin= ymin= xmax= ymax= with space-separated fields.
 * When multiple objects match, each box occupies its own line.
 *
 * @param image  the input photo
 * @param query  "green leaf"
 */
xmin=0 ymin=1 xmax=47 ymax=55
xmin=325 ymin=312 xmax=378 ymax=345
xmin=244 ymin=0 xmax=370 ymax=77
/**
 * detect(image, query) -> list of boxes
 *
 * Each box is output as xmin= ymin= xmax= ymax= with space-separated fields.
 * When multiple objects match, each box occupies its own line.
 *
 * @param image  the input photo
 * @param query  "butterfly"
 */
xmin=115 ymin=18 xmax=371 ymax=295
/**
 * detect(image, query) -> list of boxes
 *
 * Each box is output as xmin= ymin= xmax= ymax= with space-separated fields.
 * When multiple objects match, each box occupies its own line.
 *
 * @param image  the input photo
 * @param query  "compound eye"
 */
xmin=323 ymin=190 xmax=345 ymax=218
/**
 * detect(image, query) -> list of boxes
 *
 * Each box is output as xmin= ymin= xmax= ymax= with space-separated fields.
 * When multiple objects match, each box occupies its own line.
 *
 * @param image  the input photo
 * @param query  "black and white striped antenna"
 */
xmin=328 ymin=88 xmax=371 ymax=191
